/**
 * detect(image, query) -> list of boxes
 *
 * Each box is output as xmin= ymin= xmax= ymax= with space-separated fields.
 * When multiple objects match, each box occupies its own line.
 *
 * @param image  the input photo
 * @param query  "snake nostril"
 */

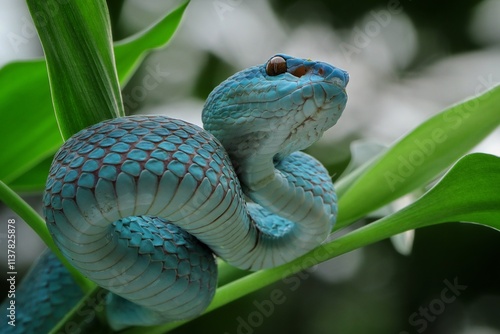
xmin=328 ymin=68 xmax=349 ymax=87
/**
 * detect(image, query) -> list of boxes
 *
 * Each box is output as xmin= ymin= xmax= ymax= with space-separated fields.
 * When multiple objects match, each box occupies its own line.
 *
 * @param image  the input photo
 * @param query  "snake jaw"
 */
xmin=274 ymin=68 xmax=348 ymax=158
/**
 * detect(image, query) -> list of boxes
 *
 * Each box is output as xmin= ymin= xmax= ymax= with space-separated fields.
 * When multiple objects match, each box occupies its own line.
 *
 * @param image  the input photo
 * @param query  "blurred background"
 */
xmin=1 ymin=0 xmax=500 ymax=333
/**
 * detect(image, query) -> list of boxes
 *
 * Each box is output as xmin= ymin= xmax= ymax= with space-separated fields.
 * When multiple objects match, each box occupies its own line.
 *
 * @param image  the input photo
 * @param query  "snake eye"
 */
xmin=266 ymin=56 xmax=287 ymax=76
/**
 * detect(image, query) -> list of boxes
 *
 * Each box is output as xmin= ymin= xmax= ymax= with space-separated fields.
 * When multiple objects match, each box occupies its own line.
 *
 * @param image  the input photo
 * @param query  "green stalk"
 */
xmin=26 ymin=0 xmax=124 ymax=140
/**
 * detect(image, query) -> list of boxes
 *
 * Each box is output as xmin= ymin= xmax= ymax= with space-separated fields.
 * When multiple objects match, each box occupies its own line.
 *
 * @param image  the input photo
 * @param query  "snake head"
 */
xmin=202 ymin=54 xmax=348 ymax=165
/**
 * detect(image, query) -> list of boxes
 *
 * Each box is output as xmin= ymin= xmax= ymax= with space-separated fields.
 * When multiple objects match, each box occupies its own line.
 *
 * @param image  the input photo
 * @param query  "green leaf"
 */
xmin=26 ymin=0 xmax=124 ymax=140
xmin=336 ymin=84 xmax=500 ymax=228
xmin=0 ymin=61 xmax=63 ymax=185
xmin=114 ymin=0 xmax=189 ymax=85
xmin=0 ymin=1 xmax=189 ymax=188
xmin=131 ymin=153 xmax=500 ymax=333
xmin=8 ymin=156 xmax=53 ymax=193
xmin=388 ymin=153 xmax=500 ymax=230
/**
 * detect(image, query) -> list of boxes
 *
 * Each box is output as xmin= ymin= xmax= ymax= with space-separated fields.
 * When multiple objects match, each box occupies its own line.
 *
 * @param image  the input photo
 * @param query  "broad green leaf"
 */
xmin=0 ymin=1 xmax=189 ymax=188
xmin=0 ymin=61 xmax=62 ymax=184
xmin=123 ymin=152 xmax=500 ymax=334
xmin=9 ymin=156 xmax=53 ymax=193
xmin=26 ymin=0 xmax=124 ymax=140
xmin=388 ymin=153 xmax=500 ymax=230
xmin=114 ymin=0 xmax=189 ymax=85
xmin=336 ymin=84 xmax=500 ymax=228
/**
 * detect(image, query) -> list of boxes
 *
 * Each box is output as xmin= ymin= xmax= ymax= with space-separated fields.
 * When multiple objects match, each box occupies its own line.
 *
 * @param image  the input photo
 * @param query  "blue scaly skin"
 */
xmin=2 ymin=54 xmax=348 ymax=332
xmin=1 ymin=251 xmax=83 ymax=333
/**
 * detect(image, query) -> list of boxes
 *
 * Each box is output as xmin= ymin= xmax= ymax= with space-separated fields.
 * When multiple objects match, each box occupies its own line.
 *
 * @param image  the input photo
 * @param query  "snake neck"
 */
xmin=235 ymin=150 xmax=337 ymax=269
xmin=200 ymin=56 xmax=348 ymax=259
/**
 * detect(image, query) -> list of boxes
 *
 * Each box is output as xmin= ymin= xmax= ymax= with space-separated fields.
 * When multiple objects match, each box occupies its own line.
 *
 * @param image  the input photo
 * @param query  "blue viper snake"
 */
xmin=3 ymin=54 xmax=348 ymax=332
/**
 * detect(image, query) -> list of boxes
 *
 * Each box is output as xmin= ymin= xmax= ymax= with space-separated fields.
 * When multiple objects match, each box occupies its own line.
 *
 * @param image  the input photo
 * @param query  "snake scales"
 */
xmin=2 ymin=54 xmax=348 ymax=332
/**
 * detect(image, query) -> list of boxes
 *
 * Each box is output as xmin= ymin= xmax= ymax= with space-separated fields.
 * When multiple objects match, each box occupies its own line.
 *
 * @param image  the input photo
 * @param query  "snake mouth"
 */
xmin=279 ymin=86 xmax=346 ymax=160
xmin=277 ymin=77 xmax=347 ymax=158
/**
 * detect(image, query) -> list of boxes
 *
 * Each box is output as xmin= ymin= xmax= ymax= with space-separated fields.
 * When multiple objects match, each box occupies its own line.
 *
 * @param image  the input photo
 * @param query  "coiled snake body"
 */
xmin=8 ymin=54 xmax=348 ymax=331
